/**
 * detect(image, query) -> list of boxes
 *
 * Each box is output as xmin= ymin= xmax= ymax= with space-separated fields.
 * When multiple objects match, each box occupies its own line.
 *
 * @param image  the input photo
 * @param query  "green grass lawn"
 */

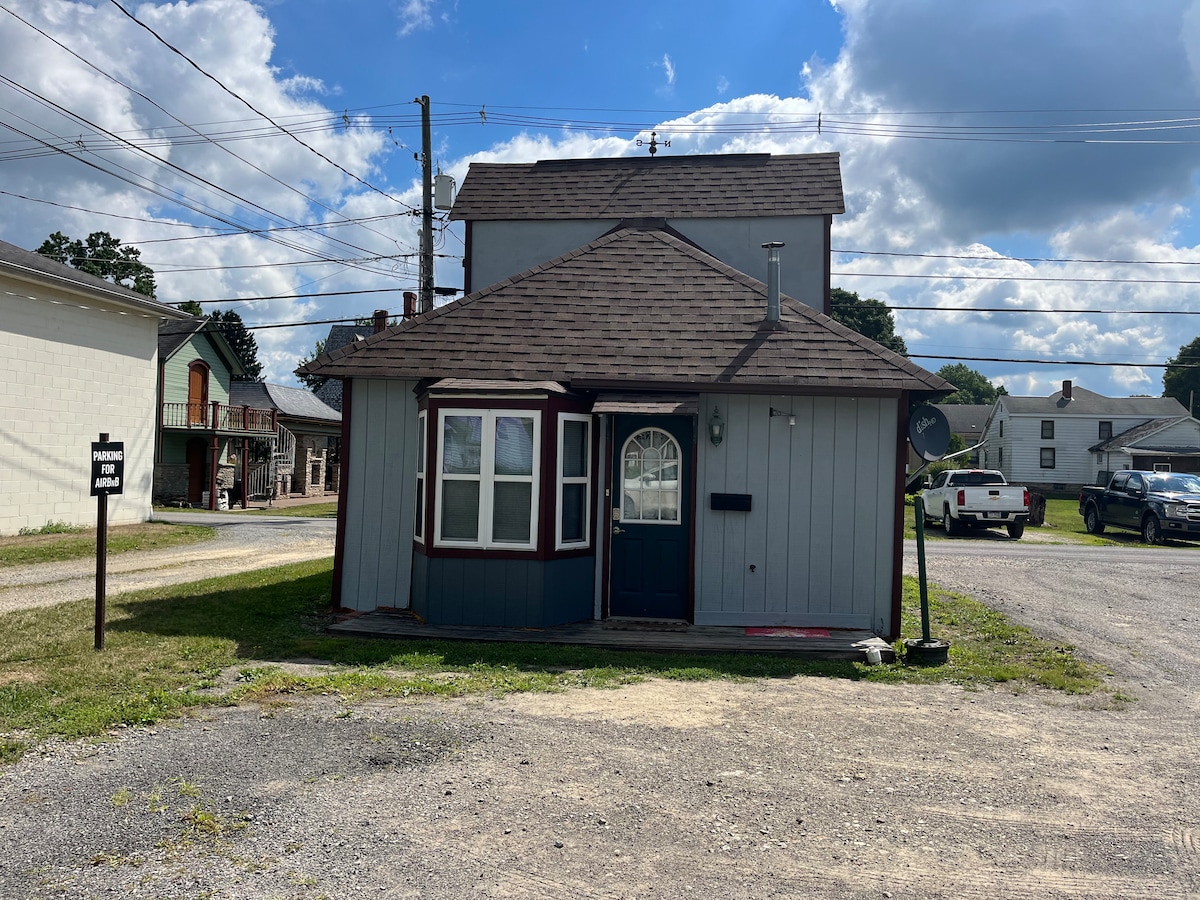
xmin=154 ymin=502 xmax=339 ymax=519
xmin=0 ymin=523 xmax=214 ymax=568
xmin=0 ymin=558 xmax=1112 ymax=764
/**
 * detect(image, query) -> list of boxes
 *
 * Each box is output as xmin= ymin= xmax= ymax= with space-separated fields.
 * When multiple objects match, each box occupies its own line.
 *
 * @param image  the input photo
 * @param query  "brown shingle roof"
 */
xmin=300 ymin=225 xmax=950 ymax=395
xmin=449 ymin=153 xmax=845 ymax=221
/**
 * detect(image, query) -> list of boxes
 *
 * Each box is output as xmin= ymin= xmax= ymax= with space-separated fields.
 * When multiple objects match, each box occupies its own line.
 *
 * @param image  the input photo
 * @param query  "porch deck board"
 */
xmin=327 ymin=610 xmax=894 ymax=661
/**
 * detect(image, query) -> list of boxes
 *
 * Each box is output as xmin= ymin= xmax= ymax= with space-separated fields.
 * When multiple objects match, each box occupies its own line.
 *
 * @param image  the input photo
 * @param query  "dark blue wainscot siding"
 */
xmin=412 ymin=552 xmax=595 ymax=627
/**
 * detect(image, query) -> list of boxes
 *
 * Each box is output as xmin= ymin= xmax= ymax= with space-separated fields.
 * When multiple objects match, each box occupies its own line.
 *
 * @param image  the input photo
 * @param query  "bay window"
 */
xmin=435 ymin=409 xmax=540 ymax=549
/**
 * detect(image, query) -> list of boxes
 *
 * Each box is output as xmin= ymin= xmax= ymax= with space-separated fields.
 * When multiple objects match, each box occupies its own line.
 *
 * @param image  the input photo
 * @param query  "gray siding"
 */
xmin=695 ymin=393 xmax=898 ymax=633
xmin=469 ymin=216 xmax=827 ymax=308
xmin=339 ymin=378 xmax=418 ymax=611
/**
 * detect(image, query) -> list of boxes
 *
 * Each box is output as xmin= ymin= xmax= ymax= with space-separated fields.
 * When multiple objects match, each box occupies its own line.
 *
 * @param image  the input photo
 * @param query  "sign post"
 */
xmin=91 ymin=434 xmax=125 ymax=651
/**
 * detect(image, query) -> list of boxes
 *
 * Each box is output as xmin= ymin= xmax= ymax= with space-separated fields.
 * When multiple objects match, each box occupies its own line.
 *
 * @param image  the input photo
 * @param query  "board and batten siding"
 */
xmin=695 ymin=393 xmax=898 ymax=633
xmin=339 ymin=378 xmax=418 ymax=611
xmin=1 ymin=290 xmax=159 ymax=535
xmin=161 ymin=334 xmax=231 ymax=406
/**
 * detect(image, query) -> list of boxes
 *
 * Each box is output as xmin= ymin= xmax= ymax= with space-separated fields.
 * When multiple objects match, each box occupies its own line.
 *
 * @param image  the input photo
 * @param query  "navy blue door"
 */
xmin=610 ymin=415 xmax=692 ymax=619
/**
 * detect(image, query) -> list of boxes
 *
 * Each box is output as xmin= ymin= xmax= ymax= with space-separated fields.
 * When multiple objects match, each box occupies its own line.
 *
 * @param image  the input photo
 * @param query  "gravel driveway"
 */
xmin=1 ymin=527 xmax=1197 ymax=899
xmin=0 ymin=514 xmax=335 ymax=615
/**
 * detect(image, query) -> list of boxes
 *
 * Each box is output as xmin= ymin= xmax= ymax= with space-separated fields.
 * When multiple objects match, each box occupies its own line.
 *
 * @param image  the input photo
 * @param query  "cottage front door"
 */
xmin=609 ymin=415 xmax=692 ymax=620
xmin=186 ymin=437 xmax=206 ymax=503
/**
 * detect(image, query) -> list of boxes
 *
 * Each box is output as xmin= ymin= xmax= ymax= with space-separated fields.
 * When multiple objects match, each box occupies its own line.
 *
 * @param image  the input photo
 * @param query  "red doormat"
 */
xmin=745 ymin=627 xmax=831 ymax=638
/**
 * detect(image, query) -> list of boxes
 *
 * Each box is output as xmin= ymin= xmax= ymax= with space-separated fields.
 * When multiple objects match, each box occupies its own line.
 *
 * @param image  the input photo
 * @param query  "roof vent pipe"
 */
xmin=762 ymin=242 xmax=785 ymax=324
xmin=1062 ymin=379 xmax=1073 ymax=401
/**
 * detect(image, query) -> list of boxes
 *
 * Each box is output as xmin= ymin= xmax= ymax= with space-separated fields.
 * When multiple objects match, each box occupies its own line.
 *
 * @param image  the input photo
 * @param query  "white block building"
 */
xmin=1 ymin=239 xmax=190 ymax=535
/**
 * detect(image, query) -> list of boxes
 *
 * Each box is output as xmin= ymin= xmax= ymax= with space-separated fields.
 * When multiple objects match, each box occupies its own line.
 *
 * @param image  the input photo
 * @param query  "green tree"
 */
xmin=176 ymin=300 xmax=203 ymax=315
xmin=296 ymin=338 xmax=327 ymax=391
xmin=829 ymin=288 xmax=907 ymax=355
xmin=1163 ymin=335 xmax=1200 ymax=414
xmin=35 ymin=230 xmax=157 ymax=298
xmin=934 ymin=363 xmax=1007 ymax=405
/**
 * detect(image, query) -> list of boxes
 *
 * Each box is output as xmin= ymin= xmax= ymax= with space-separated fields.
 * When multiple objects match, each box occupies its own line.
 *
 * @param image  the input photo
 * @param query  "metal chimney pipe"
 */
xmin=762 ymin=241 xmax=785 ymax=323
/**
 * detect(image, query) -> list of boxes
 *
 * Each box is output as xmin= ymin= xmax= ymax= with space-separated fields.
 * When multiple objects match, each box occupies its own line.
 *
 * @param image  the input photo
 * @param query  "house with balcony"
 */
xmin=155 ymin=317 xmax=277 ymax=508
xmin=299 ymin=152 xmax=953 ymax=644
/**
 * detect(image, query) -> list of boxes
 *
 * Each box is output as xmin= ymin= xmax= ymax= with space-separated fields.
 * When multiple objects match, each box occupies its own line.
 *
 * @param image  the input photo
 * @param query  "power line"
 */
xmin=833 ymin=302 xmax=1200 ymax=316
xmin=832 ymin=270 xmax=1200 ymax=285
xmin=0 ymin=2 xmax=413 ymax=255
xmin=834 ymin=248 xmax=1200 ymax=267
xmin=107 ymin=0 xmax=415 ymax=211
xmin=907 ymin=353 xmax=1198 ymax=369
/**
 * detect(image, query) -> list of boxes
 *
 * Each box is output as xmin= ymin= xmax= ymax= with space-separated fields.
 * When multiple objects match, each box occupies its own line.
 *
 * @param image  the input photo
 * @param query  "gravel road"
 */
xmin=0 ymin=526 xmax=1197 ymax=899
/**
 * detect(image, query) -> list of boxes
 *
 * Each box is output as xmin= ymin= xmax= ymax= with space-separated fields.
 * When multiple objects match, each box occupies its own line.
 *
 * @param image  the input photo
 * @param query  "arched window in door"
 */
xmin=187 ymin=361 xmax=209 ymax=426
xmin=620 ymin=427 xmax=681 ymax=523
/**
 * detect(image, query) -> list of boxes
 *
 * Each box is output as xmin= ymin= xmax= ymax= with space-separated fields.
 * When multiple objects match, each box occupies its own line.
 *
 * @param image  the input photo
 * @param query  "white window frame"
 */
xmin=414 ymin=410 xmax=427 ymax=543
xmin=434 ymin=408 xmax=541 ymax=551
xmin=556 ymin=413 xmax=592 ymax=550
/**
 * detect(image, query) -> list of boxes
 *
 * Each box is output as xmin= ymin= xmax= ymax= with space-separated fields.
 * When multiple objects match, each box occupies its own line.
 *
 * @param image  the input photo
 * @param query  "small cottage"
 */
xmin=300 ymin=153 xmax=952 ymax=640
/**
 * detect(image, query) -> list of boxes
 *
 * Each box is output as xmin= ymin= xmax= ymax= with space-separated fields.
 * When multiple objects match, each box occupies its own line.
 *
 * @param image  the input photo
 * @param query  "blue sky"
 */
xmin=4 ymin=0 xmax=1200 ymax=405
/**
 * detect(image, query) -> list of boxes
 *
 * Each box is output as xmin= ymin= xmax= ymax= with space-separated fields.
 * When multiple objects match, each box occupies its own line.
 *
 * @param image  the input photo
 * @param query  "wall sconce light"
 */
xmin=770 ymin=407 xmax=796 ymax=426
xmin=708 ymin=406 xmax=725 ymax=446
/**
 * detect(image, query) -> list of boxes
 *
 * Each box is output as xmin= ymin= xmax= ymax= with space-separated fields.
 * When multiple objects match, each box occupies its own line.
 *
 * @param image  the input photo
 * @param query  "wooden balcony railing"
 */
xmin=161 ymin=401 xmax=277 ymax=434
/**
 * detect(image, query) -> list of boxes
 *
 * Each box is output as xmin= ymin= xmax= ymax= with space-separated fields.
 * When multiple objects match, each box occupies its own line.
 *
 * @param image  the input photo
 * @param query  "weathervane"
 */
xmin=636 ymin=131 xmax=670 ymax=156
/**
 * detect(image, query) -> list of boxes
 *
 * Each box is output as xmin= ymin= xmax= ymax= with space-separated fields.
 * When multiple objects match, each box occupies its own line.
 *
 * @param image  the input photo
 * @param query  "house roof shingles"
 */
xmin=448 ymin=153 xmax=845 ymax=221
xmin=1003 ymin=387 xmax=1187 ymax=418
xmin=300 ymin=224 xmax=951 ymax=396
xmin=1 ymin=238 xmax=189 ymax=319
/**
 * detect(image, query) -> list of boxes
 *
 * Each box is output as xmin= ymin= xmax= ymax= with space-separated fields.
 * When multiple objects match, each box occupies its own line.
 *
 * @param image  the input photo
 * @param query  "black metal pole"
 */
xmin=95 ymin=432 xmax=108 ymax=651
xmin=914 ymin=494 xmax=931 ymax=643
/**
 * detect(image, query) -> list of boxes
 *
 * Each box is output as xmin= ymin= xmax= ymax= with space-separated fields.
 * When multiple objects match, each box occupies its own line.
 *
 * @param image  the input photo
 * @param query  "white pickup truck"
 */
xmin=922 ymin=469 xmax=1030 ymax=539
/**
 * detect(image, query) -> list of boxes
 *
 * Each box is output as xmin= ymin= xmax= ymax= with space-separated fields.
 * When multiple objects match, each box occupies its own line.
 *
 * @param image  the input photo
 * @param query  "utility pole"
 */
xmin=416 ymin=94 xmax=434 ymax=314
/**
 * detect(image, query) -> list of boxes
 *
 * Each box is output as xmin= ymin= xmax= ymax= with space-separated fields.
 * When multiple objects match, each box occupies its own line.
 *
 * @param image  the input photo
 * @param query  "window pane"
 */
xmin=492 ymin=482 xmax=532 ymax=542
xmin=562 ymin=420 xmax=587 ymax=478
xmin=415 ymin=476 xmax=425 ymax=538
xmin=561 ymin=484 xmax=586 ymax=542
xmin=441 ymin=481 xmax=480 ymax=540
xmin=494 ymin=416 xmax=534 ymax=475
xmin=443 ymin=417 xmax=481 ymax=474
xmin=416 ymin=416 xmax=426 ymax=471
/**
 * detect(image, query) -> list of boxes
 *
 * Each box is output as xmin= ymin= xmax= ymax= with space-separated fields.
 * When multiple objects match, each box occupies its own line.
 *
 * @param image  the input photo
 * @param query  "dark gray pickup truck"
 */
xmin=1078 ymin=470 xmax=1200 ymax=544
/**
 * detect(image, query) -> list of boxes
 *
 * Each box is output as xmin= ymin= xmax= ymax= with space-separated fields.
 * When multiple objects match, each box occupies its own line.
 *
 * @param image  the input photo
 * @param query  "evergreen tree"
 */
xmin=209 ymin=309 xmax=263 ymax=382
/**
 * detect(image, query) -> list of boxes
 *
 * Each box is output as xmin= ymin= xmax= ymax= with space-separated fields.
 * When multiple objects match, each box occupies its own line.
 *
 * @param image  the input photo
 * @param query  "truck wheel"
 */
xmin=943 ymin=506 xmax=960 ymax=536
xmin=1006 ymin=522 xmax=1025 ymax=539
xmin=1083 ymin=505 xmax=1105 ymax=535
xmin=1141 ymin=514 xmax=1164 ymax=545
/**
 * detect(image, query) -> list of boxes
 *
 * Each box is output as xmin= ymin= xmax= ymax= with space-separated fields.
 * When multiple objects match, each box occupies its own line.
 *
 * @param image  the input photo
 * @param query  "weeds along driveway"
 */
xmin=0 ymin=514 xmax=335 ymax=615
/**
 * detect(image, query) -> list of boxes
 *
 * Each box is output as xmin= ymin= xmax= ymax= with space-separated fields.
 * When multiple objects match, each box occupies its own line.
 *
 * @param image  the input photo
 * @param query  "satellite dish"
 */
xmin=908 ymin=405 xmax=951 ymax=462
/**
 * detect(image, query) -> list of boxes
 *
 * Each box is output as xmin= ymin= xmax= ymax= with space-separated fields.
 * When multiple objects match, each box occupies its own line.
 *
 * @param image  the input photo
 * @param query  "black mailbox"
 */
xmin=710 ymin=492 xmax=752 ymax=512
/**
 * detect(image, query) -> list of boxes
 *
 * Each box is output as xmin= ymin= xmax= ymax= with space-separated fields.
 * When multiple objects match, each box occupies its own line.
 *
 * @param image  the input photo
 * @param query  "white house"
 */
xmin=300 ymin=153 xmax=953 ymax=642
xmin=979 ymin=380 xmax=1197 ymax=491
xmin=1 ymin=239 xmax=190 ymax=535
